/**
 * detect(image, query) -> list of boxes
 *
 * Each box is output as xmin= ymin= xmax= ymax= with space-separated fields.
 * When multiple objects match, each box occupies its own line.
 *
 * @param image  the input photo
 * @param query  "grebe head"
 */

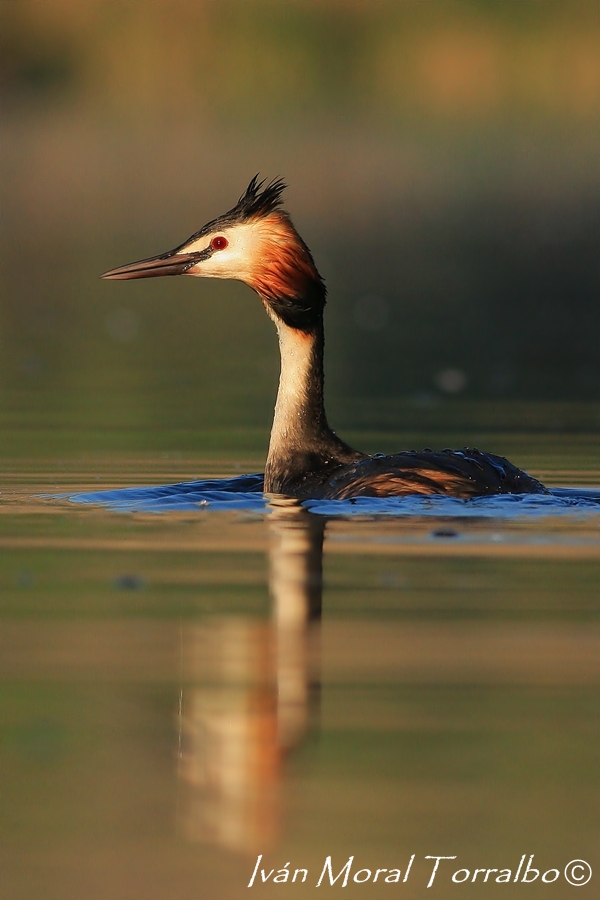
xmin=101 ymin=176 xmax=326 ymax=330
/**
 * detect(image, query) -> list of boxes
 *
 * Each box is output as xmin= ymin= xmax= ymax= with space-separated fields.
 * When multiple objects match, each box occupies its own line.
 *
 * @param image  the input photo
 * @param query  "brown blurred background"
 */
xmin=1 ymin=0 xmax=599 ymax=458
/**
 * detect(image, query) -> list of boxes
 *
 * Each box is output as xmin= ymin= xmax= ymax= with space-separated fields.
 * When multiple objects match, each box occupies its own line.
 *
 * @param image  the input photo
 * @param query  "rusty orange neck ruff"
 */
xmin=244 ymin=213 xmax=326 ymax=332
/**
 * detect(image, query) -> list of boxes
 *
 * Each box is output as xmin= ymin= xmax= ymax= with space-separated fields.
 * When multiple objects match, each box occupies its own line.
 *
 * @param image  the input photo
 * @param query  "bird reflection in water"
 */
xmin=177 ymin=498 xmax=325 ymax=853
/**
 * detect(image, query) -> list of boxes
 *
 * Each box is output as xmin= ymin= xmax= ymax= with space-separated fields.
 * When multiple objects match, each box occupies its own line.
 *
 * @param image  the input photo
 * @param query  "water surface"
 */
xmin=0 ymin=451 xmax=598 ymax=899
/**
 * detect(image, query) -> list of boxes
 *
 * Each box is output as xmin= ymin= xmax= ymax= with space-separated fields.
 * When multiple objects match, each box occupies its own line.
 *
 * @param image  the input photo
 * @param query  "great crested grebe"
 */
xmin=102 ymin=177 xmax=546 ymax=500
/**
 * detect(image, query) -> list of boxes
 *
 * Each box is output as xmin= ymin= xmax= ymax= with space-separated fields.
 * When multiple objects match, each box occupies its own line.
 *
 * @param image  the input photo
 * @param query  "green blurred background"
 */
xmin=1 ymin=0 xmax=599 ymax=460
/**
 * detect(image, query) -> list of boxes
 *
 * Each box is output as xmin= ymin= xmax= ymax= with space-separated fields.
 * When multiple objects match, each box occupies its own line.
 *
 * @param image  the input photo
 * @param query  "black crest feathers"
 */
xmin=234 ymin=175 xmax=287 ymax=221
xmin=179 ymin=176 xmax=287 ymax=249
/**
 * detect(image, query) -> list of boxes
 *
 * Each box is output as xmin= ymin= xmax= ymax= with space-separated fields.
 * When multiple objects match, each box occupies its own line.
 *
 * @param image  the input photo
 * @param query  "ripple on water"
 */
xmin=67 ymin=476 xmax=600 ymax=519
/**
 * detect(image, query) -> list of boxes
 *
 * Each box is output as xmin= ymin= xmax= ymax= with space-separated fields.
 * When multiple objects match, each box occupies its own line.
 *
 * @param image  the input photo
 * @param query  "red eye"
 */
xmin=211 ymin=236 xmax=228 ymax=251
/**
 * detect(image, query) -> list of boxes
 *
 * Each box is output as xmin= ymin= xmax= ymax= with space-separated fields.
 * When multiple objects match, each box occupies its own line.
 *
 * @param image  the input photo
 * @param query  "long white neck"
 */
xmin=268 ymin=321 xmax=327 ymax=454
xmin=264 ymin=318 xmax=360 ymax=494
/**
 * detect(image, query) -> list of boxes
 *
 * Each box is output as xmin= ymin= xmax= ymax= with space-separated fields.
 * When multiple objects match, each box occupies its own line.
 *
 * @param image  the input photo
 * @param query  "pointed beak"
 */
xmin=101 ymin=247 xmax=211 ymax=280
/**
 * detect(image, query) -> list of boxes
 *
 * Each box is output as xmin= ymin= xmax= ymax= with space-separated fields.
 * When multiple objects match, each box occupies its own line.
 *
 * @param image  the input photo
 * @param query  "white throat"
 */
xmin=267 ymin=322 xmax=324 ymax=461
xmin=263 ymin=315 xmax=363 ymax=495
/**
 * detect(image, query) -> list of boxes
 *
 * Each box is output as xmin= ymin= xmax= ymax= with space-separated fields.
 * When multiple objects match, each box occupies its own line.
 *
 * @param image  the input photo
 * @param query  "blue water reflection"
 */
xmin=68 ymin=475 xmax=600 ymax=518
